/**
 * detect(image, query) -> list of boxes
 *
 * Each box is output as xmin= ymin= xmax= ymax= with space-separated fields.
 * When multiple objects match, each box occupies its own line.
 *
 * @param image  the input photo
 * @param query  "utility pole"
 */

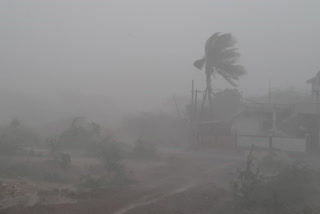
xmin=199 ymin=88 xmax=207 ymax=122
xmin=269 ymin=80 xmax=271 ymax=104
xmin=317 ymin=90 xmax=319 ymax=115
xmin=191 ymin=80 xmax=194 ymax=109
xmin=268 ymin=80 xmax=276 ymax=149
xmin=194 ymin=89 xmax=198 ymax=120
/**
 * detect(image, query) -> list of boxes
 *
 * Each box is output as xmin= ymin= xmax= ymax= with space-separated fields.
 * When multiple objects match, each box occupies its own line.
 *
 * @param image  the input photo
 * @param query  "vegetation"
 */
xmin=58 ymin=118 xmax=101 ymax=149
xmin=0 ymin=119 xmax=39 ymax=156
xmin=231 ymin=150 xmax=320 ymax=214
xmin=78 ymin=137 xmax=131 ymax=191
xmin=0 ymin=117 xmax=133 ymax=193
xmin=194 ymin=33 xmax=245 ymax=109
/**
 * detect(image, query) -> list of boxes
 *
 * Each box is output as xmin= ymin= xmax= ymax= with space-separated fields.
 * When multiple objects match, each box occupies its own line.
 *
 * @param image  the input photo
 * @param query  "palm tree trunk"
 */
xmin=206 ymin=70 xmax=213 ymax=109
xmin=200 ymin=88 xmax=207 ymax=122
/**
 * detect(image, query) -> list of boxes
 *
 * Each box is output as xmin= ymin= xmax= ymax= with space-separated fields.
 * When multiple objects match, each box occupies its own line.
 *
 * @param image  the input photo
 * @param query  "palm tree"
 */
xmin=193 ymin=33 xmax=245 ymax=109
xmin=307 ymin=71 xmax=320 ymax=100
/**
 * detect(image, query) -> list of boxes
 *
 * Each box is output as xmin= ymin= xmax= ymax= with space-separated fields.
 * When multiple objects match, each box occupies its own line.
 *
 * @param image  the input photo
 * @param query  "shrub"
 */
xmin=231 ymin=150 xmax=320 ymax=214
xmin=47 ymin=137 xmax=71 ymax=169
xmin=78 ymin=137 xmax=131 ymax=191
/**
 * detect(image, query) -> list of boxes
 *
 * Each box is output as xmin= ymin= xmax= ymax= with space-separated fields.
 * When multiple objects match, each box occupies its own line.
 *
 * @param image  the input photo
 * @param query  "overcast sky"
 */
xmin=1 ymin=0 xmax=320 ymax=113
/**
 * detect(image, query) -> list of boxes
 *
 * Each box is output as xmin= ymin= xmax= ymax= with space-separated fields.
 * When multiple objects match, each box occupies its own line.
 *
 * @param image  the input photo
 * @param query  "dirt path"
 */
xmin=113 ymin=184 xmax=194 ymax=214
xmin=113 ymin=152 xmax=241 ymax=214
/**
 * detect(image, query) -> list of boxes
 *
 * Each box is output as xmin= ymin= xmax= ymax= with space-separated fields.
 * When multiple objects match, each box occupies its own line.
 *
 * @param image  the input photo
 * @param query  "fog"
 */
xmin=1 ymin=0 xmax=320 ymax=125
xmin=1 ymin=1 xmax=320 ymax=213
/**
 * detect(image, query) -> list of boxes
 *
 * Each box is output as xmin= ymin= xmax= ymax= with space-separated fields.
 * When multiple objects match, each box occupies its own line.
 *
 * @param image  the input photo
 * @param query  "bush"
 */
xmin=47 ymin=137 xmax=71 ymax=169
xmin=93 ymin=137 xmax=125 ymax=169
xmin=231 ymin=150 xmax=320 ymax=214
xmin=78 ymin=137 xmax=131 ymax=191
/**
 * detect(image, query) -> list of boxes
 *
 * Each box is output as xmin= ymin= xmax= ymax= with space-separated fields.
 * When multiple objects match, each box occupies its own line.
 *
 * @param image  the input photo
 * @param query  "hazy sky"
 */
xmin=1 ymin=0 xmax=320 ymax=112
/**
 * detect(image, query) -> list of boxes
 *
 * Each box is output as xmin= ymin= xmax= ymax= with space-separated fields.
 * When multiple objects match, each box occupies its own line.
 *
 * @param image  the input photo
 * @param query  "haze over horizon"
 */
xmin=0 ymin=0 xmax=320 ymax=124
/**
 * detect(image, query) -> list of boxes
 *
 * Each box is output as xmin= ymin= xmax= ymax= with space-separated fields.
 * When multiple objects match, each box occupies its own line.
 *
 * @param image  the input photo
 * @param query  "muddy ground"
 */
xmin=0 ymin=149 xmax=244 ymax=214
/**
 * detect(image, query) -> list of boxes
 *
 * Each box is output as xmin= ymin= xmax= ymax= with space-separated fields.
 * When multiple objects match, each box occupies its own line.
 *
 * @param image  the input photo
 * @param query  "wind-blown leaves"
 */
xmin=193 ymin=58 xmax=206 ymax=70
xmin=194 ymin=33 xmax=245 ymax=87
xmin=205 ymin=33 xmax=220 ymax=56
xmin=216 ymin=68 xmax=237 ymax=87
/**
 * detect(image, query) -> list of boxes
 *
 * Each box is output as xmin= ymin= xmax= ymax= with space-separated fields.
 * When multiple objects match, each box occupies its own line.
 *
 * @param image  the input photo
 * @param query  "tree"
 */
xmin=193 ymin=33 xmax=245 ymax=111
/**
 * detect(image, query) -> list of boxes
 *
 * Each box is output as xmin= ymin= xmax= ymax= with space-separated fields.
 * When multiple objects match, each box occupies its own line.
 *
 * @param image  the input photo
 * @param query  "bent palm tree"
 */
xmin=194 ymin=33 xmax=245 ymax=109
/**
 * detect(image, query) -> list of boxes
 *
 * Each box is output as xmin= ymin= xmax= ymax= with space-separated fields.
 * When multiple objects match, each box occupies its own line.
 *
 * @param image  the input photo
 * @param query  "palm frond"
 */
xmin=211 ymin=48 xmax=240 ymax=64
xmin=216 ymin=68 xmax=237 ymax=87
xmin=207 ymin=33 xmax=236 ymax=57
xmin=193 ymin=58 xmax=206 ymax=70
xmin=216 ymin=63 xmax=246 ymax=79
xmin=195 ymin=32 xmax=245 ymax=87
xmin=205 ymin=32 xmax=221 ymax=56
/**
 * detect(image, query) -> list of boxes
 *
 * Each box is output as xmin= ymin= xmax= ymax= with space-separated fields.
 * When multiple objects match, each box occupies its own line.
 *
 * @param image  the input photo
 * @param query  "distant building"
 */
xmin=231 ymin=103 xmax=292 ymax=136
xmin=195 ymin=100 xmax=320 ymax=153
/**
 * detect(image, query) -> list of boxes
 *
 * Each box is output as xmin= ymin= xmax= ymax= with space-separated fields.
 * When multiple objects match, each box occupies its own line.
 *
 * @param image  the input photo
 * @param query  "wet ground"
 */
xmin=0 ymin=149 xmax=244 ymax=214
